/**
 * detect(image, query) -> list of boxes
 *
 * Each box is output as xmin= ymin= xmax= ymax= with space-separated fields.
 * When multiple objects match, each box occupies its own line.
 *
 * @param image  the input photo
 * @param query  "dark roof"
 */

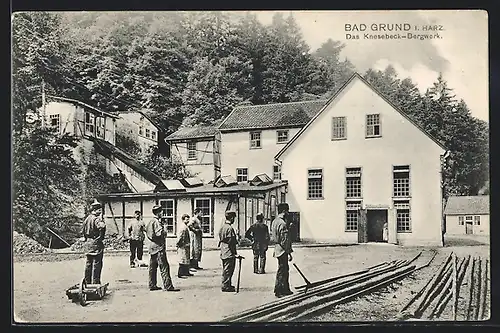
xmin=218 ymin=100 xmax=328 ymax=131
xmin=444 ymin=195 xmax=490 ymax=215
xmin=91 ymin=137 xmax=163 ymax=186
xmin=97 ymin=181 xmax=288 ymax=199
xmin=165 ymin=126 xmax=219 ymax=141
xmin=275 ymin=73 xmax=447 ymax=160
xmin=46 ymin=95 xmax=119 ymax=119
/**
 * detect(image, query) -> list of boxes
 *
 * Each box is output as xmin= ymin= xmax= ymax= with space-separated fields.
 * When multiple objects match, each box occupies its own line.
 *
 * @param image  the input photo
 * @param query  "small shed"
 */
xmin=444 ymin=195 xmax=489 ymax=235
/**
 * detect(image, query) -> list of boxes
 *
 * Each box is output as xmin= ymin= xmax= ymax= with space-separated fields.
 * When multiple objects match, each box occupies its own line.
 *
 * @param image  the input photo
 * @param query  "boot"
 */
xmin=259 ymin=256 xmax=266 ymax=274
xmin=178 ymin=265 xmax=186 ymax=278
xmin=253 ymin=257 xmax=259 ymax=274
xmin=183 ymin=264 xmax=194 ymax=276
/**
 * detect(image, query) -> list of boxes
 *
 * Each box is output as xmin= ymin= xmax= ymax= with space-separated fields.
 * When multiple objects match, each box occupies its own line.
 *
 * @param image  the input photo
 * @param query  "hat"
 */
xmin=256 ymin=213 xmax=264 ymax=220
xmin=90 ymin=200 xmax=102 ymax=210
xmin=225 ymin=210 xmax=236 ymax=219
xmin=277 ymin=203 xmax=289 ymax=214
xmin=152 ymin=205 xmax=162 ymax=213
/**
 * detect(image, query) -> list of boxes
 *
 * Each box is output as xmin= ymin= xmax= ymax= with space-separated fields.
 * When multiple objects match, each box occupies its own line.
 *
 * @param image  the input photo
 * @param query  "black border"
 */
xmin=8 ymin=1 xmax=499 ymax=331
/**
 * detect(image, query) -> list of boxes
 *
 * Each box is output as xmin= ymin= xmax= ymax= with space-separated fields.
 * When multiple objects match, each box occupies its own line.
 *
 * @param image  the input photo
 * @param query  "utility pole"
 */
xmin=41 ymin=80 xmax=46 ymax=127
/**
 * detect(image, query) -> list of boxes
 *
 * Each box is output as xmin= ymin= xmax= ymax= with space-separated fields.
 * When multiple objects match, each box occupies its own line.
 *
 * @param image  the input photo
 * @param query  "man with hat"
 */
xmin=128 ymin=210 xmax=147 ymax=268
xmin=271 ymin=203 xmax=294 ymax=298
xmin=245 ymin=213 xmax=270 ymax=274
xmin=218 ymin=210 xmax=238 ymax=292
xmin=82 ymin=200 xmax=106 ymax=285
xmin=145 ymin=204 xmax=179 ymax=292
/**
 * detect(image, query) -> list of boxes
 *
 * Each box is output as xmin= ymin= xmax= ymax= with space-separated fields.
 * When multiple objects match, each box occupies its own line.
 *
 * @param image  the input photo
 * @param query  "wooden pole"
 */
xmin=452 ymin=253 xmax=458 ymax=320
xmin=465 ymin=257 xmax=476 ymax=320
xmin=48 ymin=235 xmax=52 ymax=249
xmin=473 ymin=257 xmax=482 ymax=320
xmin=478 ymin=258 xmax=488 ymax=320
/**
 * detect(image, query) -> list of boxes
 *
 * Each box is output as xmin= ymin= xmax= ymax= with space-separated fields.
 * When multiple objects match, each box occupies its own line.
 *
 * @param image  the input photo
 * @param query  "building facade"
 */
xmin=275 ymin=73 xmax=448 ymax=246
xmin=218 ymin=100 xmax=327 ymax=182
xmin=444 ymin=195 xmax=490 ymax=235
xmin=165 ymin=126 xmax=221 ymax=183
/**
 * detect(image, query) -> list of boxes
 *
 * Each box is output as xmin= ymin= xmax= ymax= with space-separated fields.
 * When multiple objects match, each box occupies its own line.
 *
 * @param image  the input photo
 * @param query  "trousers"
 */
xmin=253 ymin=249 xmax=267 ymax=273
xmin=274 ymin=254 xmax=291 ymax=295
xmin=149 ymin=249 xmax=173 ymax=289
xmin=129 ymin=240 xmax=144 ymax=264
xmin=221 ymin=257 xmax=236 ymax=289
xmin=84 ymin=252 xmax=103 ymax=284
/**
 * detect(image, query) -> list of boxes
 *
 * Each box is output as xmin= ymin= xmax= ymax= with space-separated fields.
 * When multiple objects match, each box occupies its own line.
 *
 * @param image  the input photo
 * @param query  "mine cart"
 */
xmin=66 ymin=278 xmax=109 ymax=306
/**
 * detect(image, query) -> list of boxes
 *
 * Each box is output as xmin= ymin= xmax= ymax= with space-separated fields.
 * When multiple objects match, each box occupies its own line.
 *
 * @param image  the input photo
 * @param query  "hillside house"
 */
xmin=218 ymin=100 xmax=328 ymax=182
xmin=444 ymin=195 xmax=489 ymax=235
xmin=44 ymin=96 xmax=164 ymax=193
xmin=97 ymin=177 xmax=288 ymax=249
xmin=115 ymin=110 xmax=168 ymax=156
xmin=45 ymin=95 xmax=118 ymax=145
xmin=275 ymin=73 xmax=449 ymax=247
xmin=165 ymin=126 xmax=221 ymax=183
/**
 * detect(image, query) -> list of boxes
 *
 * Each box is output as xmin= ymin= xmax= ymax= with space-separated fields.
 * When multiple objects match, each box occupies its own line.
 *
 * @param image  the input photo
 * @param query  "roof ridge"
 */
xmin=234 ymin=99 xmax=328 ymax=109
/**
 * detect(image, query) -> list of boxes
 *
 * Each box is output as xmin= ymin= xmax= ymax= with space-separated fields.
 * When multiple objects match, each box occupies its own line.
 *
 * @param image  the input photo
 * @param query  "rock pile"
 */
xmin=13 ymin=231 xmax=51 ymax=255
xmin=70 ymin=234 xmax=129 ymax=252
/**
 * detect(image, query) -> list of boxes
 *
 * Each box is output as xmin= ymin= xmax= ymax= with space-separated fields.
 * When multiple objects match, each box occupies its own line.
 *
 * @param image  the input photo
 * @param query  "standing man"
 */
xmin=188 ymin=208 xmax=203 ymax=270
xmin=218 ymin=211 xmax=238 ymax=292
xmin=128 ymin=210 xmax=147 ymax=268
xmin=176 ymin=214 xmax=193 ymax=278
xmin=245 ymin=213 xmax=270 ymax=274
xmin=145 ymin=205 xmax=179 ymax=292
xmin=82 ymin=200 xmax=106 ymax=285
xmin=272 ymin=203 xmax=293 ymax=298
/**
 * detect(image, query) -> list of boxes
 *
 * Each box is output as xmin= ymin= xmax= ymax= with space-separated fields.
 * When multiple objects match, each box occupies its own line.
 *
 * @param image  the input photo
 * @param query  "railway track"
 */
xmin=221 ymin=251 xmax=437 ymax=322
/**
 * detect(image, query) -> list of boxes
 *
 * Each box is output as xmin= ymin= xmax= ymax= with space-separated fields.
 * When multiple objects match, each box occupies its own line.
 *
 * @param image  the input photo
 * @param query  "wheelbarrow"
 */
xmin=66 ymin=278 xmax=109 ymax=306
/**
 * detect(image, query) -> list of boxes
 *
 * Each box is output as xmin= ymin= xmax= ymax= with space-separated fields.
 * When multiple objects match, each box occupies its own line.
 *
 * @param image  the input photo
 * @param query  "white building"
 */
xmin=218 ymin=100 xmax=328 ymax=182
xmin=275 ymin=73 xmax=448 ymax=246
xmin=444 ymin=195 xmax=489 ymax=236
xmin=165 ymin=126 xmax=221 ymax=183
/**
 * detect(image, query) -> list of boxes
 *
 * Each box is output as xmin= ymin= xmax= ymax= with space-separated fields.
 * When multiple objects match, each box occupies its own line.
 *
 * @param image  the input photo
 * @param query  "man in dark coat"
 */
xmin=271 ymin=203 xmax=293 ymax=298
xmin=82 ymin=200 xmax=106 ymax=285
xmin=145 ymin=205 xmax=180 ymax=292
xmin=245 ymin=213 xmax=270 ymax=274
xmin=188 ymin=208 xmax=204 ymax=270
xmin=218 ymin=211 xmax=238 ymax=292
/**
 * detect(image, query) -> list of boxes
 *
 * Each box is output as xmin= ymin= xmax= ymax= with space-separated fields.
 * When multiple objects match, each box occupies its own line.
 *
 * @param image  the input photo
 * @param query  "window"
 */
xmin=346 ymin=167 xmax=362 ymax=198
xmin=50 ymin=114 xmax=60 ymax=132
xmin=138 ymin=127 xmax=143 ymax=136
xmin=366 ymin=114 xmax=381 ymax=137
xmin=345 ymin=200 xmax=361 ymax=232
xmin=159 ymin=199 xmax=175 ymax=236
xmin=458 ymin=216 xmax=464 ymax=225
xmin=395 ymin=200 xmax=411 ymax=232
xmin=145 ymin=128 xmax=150 ymax=138
xmin=85 ymin=112 xmax=95 ymax=135
xmin=237 ymin=168 xmax=248 ymax=182
xmin=187 ymin=142 xmax=197 ymax=160
xmin=465 ymin=216 xmax=473 ymax=222
xmin=151 ymin=130 xmax=156 ymax=140
xmin=195 ymin=198 xmax=213 ymax=236
xmin=273 ymin=165 xmax=281 ymax=180
xmin=250 ymin=131 xmax=261 ymax=149
xmin=277 ymin=130 xmax=289 ymax=143
xmin=96 ymin=117 xmax=105 ymax=138
xmin=393 ymin=165 xmax=410 ymax=197
xmin=474 ymin=216 xmax=481 ymax=225
xmin=332 ymin=117 xmax=347 ymax=140
xmin=307 ymin=169 xmax=323 ymax=199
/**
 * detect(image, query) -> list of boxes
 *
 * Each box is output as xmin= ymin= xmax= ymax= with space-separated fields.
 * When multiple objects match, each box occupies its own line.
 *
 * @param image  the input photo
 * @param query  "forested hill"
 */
xmin=12 ymin=12 xmax=489 ymax=244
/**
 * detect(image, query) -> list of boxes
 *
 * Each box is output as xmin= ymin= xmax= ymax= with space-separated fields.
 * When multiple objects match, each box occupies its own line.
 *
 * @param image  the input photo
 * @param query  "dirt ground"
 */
xmin=13 ymin=235 xmax=490 ymax=323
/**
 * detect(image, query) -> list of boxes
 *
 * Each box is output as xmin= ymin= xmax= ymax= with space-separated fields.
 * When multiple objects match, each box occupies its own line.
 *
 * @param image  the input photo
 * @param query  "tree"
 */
xmin=138 ymin=146 xmax=193 ymax=180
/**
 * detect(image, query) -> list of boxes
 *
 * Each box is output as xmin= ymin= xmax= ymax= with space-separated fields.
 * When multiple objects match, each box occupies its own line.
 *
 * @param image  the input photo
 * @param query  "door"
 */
xmin=366 ymin=210 xmax=388 ymax=242
xmin=466 ymin=221 xmax=473 ymax=235
xmin=288 ymin=212 xmax=300 ymax=242
xmin=358 ymin=209 xmax=368 ymax=243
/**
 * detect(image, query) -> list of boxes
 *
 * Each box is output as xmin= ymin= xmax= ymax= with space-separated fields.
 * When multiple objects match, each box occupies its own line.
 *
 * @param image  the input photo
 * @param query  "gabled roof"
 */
xmin=180 ymin=177 xmax=204 ymax=188
xmin=218 ymin=99 xmax=328 ymax=131
xmin=250 ymin=173 xmax=273 ymax=186
xmin=444 ymin=195 xmax=490 ymax=215
xmin=165 ymin=126 xmax=219 ymax=141
xmin=46 ymin=95 xmax=119 ymax=119
xmin=214 ymin=175 xmax=238 ymax=188
xmin=275 ymin=73 xmax=448 ymax=160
